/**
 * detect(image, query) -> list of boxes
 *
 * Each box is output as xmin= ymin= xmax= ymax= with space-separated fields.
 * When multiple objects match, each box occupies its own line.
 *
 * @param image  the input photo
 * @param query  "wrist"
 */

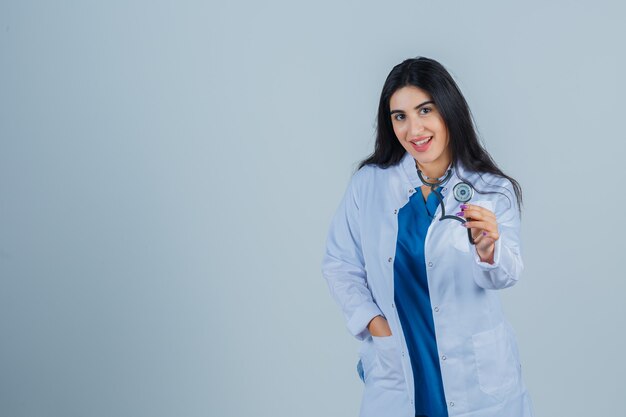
xmin=477 ymin=244 xmax=495 ymax=264
xmin=368 ymin=315 xmax=392 ymax=337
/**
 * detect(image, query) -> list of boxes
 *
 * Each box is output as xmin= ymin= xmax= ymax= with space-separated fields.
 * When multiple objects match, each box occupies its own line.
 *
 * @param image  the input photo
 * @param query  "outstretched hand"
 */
xmin=458 ymin=203 xmax=499 ymax=264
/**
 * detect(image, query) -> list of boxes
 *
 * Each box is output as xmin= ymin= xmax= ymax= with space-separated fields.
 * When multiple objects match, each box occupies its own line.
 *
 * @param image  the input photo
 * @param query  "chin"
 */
xmin=414 ymin=155 xmax=436 ymax=164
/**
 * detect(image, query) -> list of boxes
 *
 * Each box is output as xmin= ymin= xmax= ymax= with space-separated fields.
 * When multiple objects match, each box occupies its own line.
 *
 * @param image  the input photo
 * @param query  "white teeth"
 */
xmin=413 ymin=137 xmax=431 ymax=146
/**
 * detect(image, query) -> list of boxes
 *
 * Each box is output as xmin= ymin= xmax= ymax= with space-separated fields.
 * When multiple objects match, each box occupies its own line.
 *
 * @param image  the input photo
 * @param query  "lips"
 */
xmin=411 ymin=136 xmax=431 ymax=146
xmin=410 ymin=136 xmax=432 ymax=152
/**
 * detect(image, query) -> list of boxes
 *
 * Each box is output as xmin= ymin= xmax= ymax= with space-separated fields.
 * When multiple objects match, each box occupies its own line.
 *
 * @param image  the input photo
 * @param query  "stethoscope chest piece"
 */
xmin=453 ymin=182 xmax=474 ymax=203
xmin=415 ymin=168 xmax=476 ymax=245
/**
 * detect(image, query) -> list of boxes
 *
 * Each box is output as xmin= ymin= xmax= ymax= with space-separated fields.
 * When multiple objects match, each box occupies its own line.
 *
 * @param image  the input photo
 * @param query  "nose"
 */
xmin=410 ymin=115 xmax=425 ymax=135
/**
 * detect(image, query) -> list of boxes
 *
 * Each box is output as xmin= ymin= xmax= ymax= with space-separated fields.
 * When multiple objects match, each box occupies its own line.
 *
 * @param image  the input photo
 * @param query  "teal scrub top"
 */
xmin=394 ymin=186 xmax=449 ymax=417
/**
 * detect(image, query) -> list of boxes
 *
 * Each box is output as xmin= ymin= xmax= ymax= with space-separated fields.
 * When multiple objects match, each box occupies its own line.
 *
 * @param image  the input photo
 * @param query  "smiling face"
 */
xmin=389 ymin=85 xmax=451 ymax=176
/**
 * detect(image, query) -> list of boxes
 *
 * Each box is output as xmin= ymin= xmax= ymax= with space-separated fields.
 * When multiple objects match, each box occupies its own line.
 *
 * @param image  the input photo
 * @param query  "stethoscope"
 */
xmin=416 ymin=165 xmax=476 ymax=245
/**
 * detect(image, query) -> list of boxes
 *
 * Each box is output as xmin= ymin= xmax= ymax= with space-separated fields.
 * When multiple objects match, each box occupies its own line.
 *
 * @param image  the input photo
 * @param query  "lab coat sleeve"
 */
xmin=321 ymin=170 xmax=383 ymax=341
xmin=471 ymin=179 xmax=524 ymax=290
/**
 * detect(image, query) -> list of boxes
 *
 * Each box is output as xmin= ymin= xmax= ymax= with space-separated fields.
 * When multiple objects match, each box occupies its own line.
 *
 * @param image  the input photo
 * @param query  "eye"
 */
xmin=419 ymin=106 xmax=432 ymax=115
xmin=392 ymin=113 xmax=405 ymax=121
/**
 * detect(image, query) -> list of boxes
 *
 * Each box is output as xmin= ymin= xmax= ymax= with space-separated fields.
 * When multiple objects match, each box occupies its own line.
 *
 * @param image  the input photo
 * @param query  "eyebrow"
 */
xmin=390 ymin=100 xmax=434 ymax=115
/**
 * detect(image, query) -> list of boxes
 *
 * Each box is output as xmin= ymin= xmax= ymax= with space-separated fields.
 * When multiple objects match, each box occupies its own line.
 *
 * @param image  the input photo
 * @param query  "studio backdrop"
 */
xmin=1 ymin=1 xmax=624 ymax=416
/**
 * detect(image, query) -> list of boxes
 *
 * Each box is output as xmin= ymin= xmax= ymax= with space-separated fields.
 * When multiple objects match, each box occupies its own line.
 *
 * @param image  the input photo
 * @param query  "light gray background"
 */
xmin=1 ymin=1 xmax=624 ymax=416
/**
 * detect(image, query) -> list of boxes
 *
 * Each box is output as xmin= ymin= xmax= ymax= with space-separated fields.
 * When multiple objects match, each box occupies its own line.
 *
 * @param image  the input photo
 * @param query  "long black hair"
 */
xmin=358 ymin=57 xmax=523 ymax=211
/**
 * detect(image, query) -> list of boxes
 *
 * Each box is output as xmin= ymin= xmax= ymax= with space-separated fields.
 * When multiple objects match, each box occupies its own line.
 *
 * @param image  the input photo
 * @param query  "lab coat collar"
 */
xmin=400 ymin=150 xmax=471 ymax=189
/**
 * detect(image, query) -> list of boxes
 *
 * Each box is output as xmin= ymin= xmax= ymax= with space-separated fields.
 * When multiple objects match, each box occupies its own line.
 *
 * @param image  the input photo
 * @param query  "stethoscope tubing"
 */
xmin=429 ymin=186 xmax=475 ymax=245
xmin=416 ymin=167 xmax=475 ymax=245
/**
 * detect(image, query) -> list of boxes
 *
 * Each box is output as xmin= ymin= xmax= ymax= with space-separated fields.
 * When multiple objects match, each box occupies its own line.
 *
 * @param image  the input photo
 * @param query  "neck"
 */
xmin=416 ymin=156 xmax=452 ymax=180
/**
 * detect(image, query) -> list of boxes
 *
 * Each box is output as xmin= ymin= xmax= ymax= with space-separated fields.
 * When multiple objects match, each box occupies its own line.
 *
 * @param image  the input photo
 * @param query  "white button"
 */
xmin=428 ymin=261 xmax=433 ymax=267
xmin=411 ymin=400 xmax=414 ymax=405
xmin=391 ymin=303 xmax=395 ymax=309
xmin=449 ymin=401 xmax=455 ymax=407
xmin=394 ymin=209 xmax=398 ymax=214
xmin=434 ymin=306 xmax=439 ymax=312
xmin=409 ymin=189 xmax=414 ymax=194
xmin=388 ymin=257 xmax=392 ymax=262
xmin=441 ymin=355 xmax=447 ymax=360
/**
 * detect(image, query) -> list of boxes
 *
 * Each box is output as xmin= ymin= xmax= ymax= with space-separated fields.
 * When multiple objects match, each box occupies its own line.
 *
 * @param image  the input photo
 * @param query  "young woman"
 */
xmin=321 ymin=57 xmax=535 ymax=417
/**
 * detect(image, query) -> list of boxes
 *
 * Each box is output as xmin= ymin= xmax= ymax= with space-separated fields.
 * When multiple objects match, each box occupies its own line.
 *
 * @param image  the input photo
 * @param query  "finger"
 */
xmin=461 ymin=203 xmax=496 ymax=218
xmin=470 ymin=226 xmax=494 ymax=239
xmin=480 ymin=230 xmax=499 ymax=240
xmin=474 ymin=234 xmax=495 ymax=248
xmin=458 ymin=211 xmax=496 ymax=226
xmin=467 ymin=224 xmax=486 ymax=241
xmin=458 ymin=210 xmax=496 ymax=227
xmin=471 ymin=229 xmax=484 ymax=241
xmin=463 ymin=220 xmax=498 ymax=234
xmin=459 ymin=204 xmax=496 ymax=221
xmin=465 ymin=224 xmax=500 ymax=241
xmin=462 ymin=220 xmax=495 ymax=231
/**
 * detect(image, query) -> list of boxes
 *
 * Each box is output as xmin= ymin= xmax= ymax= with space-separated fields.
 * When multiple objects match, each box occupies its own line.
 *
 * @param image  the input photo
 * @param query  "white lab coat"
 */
xmin=321 ymin=151 xmax=535 ymax=417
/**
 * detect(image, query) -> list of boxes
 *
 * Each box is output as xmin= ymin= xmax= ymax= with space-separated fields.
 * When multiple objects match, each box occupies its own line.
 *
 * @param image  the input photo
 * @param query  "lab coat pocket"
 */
xmin=451 ymin=221 xmax=470 ymax=253
xmin=472 ymin=322 xmax=517 ymax=397
xmin=357 ymin=358 xmax=365 ymax=383
xmin=358 ymin=340 xmax=374 ymax=384
xmin=370 ymin=335 xmax=404 ymax=390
